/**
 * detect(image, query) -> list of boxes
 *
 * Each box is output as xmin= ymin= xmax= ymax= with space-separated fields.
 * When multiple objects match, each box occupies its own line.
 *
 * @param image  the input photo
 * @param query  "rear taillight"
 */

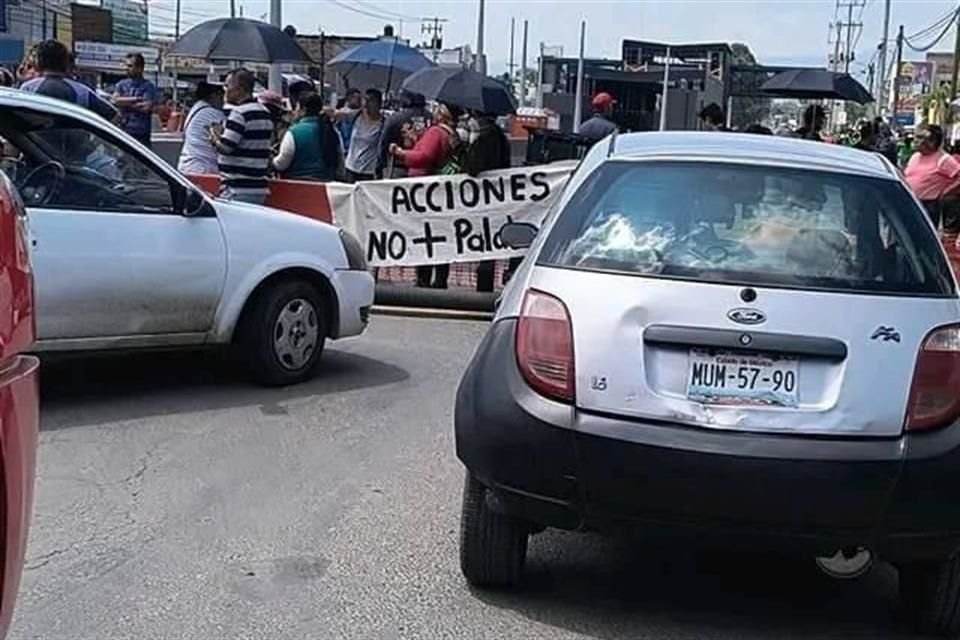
xmin=906 ymin=324 xmax=960 ymax=432
xmin=516 ymin=289 xmax=574 ymax=402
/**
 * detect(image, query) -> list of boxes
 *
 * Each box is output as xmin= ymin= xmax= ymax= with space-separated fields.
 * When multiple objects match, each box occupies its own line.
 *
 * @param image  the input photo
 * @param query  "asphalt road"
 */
xmin=10 ymin=316 xmax=925 ymax=639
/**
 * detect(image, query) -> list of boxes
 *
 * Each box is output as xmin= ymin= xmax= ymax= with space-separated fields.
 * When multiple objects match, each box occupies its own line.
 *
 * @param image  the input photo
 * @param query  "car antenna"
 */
xmin=606 ymin=129 xmax=617 ymax=157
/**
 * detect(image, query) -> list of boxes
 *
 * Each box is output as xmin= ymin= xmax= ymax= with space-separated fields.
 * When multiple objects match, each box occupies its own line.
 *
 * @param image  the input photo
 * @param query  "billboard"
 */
xmin=74 ymin=40 xmax=159 ymax=73
xmin=896 ymin=61 xmax=935 ymax=116
xmin=101 ymin=0 xmax=147 ymax=45
xmin=72 ymin=4 xmax=112 ymax=44
xmin=55 ymin=8 xmax=73 ymax=48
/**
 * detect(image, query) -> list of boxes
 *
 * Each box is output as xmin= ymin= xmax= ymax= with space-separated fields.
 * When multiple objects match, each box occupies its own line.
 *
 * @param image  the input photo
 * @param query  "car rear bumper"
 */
xmin=455 ymin=319 xmax=960 ymax=562
xmin=331 ymin=269 xmax=375 ymax=339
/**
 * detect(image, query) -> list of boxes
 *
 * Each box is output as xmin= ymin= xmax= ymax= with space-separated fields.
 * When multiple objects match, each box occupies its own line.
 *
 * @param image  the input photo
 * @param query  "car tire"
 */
xmin=900 ymin=555 xmax=960 ymax=637
xmin=240 ymin=280 xmax=327 ymax=386
xmin=459 ymin=472 xmax=528 ymax=588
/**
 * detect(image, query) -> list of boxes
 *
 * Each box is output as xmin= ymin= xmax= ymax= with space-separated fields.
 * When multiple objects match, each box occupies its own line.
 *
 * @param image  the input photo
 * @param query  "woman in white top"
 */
xmin=177 ymin=82 xmax=226 ymax=175
xmin=343 ymin=89 xmax=384 ymax=182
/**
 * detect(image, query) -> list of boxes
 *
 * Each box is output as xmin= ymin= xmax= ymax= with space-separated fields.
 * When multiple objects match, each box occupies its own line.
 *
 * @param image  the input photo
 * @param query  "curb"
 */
xmin=371 ymin=305 xmax=493 ymax=322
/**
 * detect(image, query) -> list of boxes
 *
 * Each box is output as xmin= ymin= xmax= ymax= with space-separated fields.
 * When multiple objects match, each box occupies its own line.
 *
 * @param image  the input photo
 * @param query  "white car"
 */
xmin=457 ymin=132 xmax=960 ymax=635
xmin=0 ymin=88 xmax=374 ymax=386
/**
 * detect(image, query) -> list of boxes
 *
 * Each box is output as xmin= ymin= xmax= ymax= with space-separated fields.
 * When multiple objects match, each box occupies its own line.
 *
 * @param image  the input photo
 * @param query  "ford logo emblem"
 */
xmin=728 ymin=308 xmax=766 ymax=325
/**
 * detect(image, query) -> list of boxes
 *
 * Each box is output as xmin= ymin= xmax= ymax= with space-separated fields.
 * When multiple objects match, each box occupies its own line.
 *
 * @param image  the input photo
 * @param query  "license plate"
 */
xmin=686 ymin=349 xmax=799 ymax=407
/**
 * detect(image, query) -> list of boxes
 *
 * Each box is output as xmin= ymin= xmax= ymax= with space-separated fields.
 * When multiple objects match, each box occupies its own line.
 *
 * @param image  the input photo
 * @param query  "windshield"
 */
xmin=539 ymin=160 xmax=954 ymax=296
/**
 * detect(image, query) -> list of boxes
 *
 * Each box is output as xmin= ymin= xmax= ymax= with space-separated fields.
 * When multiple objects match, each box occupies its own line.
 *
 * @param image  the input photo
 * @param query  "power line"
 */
xmin=906 ymin=7 xmax=959 ymax=42
xmin=904 ymin=8 xmax=959 ymax=52
xmin=325 ymin=0 xmax=433 ymax=24
xmin=353 ymin=0 xmax=427 ymax=23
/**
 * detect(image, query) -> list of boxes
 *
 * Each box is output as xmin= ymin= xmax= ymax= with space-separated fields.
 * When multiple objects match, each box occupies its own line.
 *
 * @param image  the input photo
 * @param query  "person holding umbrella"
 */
xmin=462 ymin=110 xmax=512 ymax=293
xmin=340 ymin=89 xmax=384 ymax=183
xmin=390 ymin=101 xmax=464 ymax=288
xmin=378 ymin=90 xmax=431 ymax=179
xmin=336 ymin=88 xmax=363 ymax=155
xmin=795 ymin=105 xmax=827 ymax=141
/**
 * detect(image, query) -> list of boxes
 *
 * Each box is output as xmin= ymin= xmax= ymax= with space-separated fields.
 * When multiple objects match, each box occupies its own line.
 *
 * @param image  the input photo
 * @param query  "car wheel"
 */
xmin=900 ymin=555 xmax=960 ymax=637
xmin=241 ymin=280 xmax=327 ymax=386
xmin=459 ymin=472 xmax=528 ymax=587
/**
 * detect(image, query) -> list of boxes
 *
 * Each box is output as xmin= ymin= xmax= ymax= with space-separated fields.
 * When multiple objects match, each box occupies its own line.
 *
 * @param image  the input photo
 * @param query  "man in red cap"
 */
xmin=578 ymin=91 xmax=618 ymax=143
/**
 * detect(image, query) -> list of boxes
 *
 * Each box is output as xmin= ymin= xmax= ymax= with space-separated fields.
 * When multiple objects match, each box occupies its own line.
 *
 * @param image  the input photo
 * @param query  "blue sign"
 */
xmin=895 ymin=113 xmax=916 ymax=127
xmin=0 ymin=38 xmax=23 ymax=65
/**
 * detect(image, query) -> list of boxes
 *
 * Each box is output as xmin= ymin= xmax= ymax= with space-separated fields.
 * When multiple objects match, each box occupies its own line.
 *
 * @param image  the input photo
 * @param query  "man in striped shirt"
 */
xmin=210 ymin=69 xmax=273 ymax=204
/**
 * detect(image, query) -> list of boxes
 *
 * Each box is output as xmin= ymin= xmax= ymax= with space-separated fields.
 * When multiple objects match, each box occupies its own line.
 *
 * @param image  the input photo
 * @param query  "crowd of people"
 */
xmin=2 ymin=38 xmax=513 ymax=290
xmin=576 ymin=89 xmax=960 ymax=232
xmin=11 ymin=37 xmax=960 ymax=290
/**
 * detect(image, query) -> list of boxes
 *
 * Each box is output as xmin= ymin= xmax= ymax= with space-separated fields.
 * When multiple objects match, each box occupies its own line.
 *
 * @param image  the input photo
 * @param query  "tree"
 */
xmin=729 ymin=42 xmax=771 ymax=129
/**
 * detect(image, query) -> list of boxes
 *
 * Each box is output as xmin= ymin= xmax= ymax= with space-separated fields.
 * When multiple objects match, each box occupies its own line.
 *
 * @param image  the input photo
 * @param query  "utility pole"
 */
xmin=659 ymin=46 xmax=671 ymax=131
xmin=519 ymin=20 xmax=528 ymax=108
xmin=573 ymin=21 xmax=585 ymax=133
xmin=832 ymin=21 xmax=842 ymax=72
xmin=41 ymin=0 xmax=47 ymax=39
xmin=475 ymin=0 xmax=485 ymax=74
xmin=844 ymin=1 xmax=854 ymax=74
xmin=829 ymin=0 xmax=865 ymax=73
xmin=507 ymin=17 xmax=516 ymax=94
xmin=319 ymin=31 xmax=325 ymax=102
xmin=951 ymin=2 xmax=960 ymax=102
xmin=536 ymin=41 xmax=544 ymax=108
xmin=230 ymin=0 xmax=236 ymax=18
xmin=893 ymin=25 xmax=904 ymax=128
xmin=421 ymin=18 xmax=445 ymax=63
xmin=173 ymin=0 xmax=182 ymax=104
xmin=268 ymin=0 xmax=282 ymax=94
xmin=877 ymin=0 xmax=891 ymax=114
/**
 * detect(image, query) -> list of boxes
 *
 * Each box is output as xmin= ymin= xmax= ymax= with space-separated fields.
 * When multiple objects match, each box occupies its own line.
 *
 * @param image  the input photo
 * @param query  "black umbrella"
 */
xmin=761 ymin=69 xmax=873 ymax=104
xmin=401 ymin=67 xmax=516 ymax=115
xmin=167 ymin=18 xmax=312 ymax=64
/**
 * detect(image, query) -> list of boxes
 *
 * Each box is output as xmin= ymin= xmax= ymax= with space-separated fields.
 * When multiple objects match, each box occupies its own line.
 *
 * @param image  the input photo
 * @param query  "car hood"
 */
xmin=211 ymin=198 xmax=349 ymax=269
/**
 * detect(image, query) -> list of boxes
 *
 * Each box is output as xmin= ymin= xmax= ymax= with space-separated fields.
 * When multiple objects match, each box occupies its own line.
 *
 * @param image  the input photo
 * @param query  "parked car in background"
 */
xmin=456 ymin=132 xmax=960 ymax=636
xmin=0 ymin=89 xmax=374 ymax=386
xmin=0 ymin=172 xmax=39 ymax=638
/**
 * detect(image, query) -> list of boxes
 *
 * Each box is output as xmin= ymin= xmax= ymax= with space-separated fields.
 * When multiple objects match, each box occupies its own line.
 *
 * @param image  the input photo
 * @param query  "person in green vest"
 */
xmin=898 ymin=132 xmax=915 ymax=169
xmin=272 ymin=93 xmax=340 ymax=181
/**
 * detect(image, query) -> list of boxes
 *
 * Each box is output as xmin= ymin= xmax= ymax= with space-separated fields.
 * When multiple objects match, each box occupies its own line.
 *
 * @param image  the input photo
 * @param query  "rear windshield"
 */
xmin=538 ymin=160 xmax=955 ymax=296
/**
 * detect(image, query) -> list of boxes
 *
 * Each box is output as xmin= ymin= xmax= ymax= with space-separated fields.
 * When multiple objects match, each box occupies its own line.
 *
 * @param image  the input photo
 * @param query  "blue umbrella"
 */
xmin=328 ymin=39 xmax=433 ymax=92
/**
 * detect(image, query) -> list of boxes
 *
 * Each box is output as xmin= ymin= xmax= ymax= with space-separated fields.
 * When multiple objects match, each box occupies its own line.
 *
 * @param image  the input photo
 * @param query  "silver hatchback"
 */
xmin=455 ymin=133 xmax=960 ymax=637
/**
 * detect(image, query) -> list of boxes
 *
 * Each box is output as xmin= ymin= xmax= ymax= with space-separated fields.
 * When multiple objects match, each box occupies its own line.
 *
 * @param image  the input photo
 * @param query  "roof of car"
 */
xmin=1 ymin=86 xmax=109 ymax=123
xmin=608 ymin=131 xmax=898 ymax=180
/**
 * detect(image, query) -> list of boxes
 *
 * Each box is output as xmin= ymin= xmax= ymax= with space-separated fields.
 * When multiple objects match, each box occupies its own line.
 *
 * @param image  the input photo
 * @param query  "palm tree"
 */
xmin=923 ymin=84 xmax=951 ymax=126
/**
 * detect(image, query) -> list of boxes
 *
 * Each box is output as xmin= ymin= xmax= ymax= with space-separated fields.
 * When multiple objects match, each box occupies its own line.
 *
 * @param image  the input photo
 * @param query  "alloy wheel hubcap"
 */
xmin=273 ymin=298 xmax=319 ymax=370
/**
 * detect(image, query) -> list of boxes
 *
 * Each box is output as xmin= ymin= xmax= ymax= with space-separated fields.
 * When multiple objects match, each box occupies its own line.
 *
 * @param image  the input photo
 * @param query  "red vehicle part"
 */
xmin=0 ymin=173 xmax=39 ymax=639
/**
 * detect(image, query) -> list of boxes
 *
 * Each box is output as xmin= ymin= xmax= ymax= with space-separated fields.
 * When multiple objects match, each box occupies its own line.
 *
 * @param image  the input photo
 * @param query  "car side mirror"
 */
xmin=499 ymin=222 xmax=538 ymax=250
xmin=182 ymin=188 xmax=209 ymax=217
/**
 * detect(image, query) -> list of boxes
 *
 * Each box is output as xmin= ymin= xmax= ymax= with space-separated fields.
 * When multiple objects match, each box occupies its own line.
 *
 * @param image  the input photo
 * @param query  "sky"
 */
xmin=148 ymin=0 xmax=960 ymax=79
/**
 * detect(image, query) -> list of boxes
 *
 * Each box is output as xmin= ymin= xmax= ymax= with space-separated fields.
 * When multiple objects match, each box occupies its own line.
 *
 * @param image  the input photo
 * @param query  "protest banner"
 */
xmin=327 ymin=162 xmax=576 ymax=267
